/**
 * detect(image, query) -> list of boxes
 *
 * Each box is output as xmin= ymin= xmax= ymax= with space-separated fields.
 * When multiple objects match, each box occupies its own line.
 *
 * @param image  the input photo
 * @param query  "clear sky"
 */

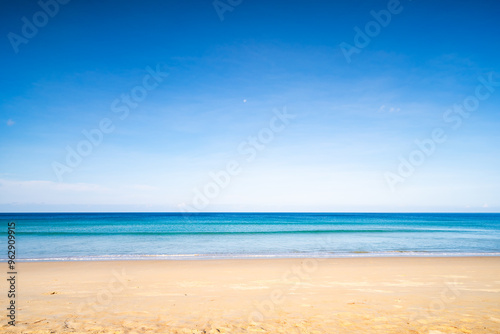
xmin=1 ymin=0 xmax=499 ymax=212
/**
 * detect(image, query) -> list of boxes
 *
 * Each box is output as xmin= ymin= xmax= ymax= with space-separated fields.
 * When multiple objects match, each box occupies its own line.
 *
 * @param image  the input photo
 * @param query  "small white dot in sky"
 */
xmin=243 ymin=99 xmax=247 ymax=103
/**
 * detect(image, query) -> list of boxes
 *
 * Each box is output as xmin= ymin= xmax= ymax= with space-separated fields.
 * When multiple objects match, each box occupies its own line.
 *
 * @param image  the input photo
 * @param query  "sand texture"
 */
xmin=2 ymin=257 xmax=500 ymax=333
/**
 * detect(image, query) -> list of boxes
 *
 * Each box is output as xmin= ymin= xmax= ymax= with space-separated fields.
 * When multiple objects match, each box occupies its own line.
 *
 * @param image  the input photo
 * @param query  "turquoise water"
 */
xmin=1 ymin=213 xmax=500 ymax=261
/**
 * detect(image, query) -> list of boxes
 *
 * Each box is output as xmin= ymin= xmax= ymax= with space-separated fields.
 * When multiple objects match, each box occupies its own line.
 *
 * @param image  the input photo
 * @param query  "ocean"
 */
xmin=1 ymin=212 xmax=500 ymax=261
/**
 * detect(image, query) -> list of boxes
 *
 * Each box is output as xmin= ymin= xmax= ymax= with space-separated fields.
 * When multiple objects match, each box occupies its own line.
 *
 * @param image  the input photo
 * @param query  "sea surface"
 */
xmin=1 ymin=212 xmax=500 ymax=261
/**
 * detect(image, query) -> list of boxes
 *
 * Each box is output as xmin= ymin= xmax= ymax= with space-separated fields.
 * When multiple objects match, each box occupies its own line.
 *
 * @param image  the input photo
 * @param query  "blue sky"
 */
xmin=1 ymin=0 xmax=499 ymax=212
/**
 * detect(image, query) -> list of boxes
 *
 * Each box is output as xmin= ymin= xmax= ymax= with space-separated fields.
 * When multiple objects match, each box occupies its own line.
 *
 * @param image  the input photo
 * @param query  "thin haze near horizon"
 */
xmin=1 ymin=0 xmax=499 ymax=212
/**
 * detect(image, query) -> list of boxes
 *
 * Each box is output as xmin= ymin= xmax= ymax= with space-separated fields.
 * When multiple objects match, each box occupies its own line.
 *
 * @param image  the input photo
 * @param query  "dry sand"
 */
xmin=2 ymin=257 xmax=500 ymax=333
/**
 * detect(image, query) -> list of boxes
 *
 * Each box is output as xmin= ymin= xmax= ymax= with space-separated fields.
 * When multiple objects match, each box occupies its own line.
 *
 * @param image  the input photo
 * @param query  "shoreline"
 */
xmin=9 ymin=252 xmax=500 ymax=262
xmin=7 ymin=256 xmax=500 ymax=333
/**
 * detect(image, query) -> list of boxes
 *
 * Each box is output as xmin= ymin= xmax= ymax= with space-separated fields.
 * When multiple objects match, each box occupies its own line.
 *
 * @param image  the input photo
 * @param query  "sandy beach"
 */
xmin=3 ymin=257 xmax=500 ymax=333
